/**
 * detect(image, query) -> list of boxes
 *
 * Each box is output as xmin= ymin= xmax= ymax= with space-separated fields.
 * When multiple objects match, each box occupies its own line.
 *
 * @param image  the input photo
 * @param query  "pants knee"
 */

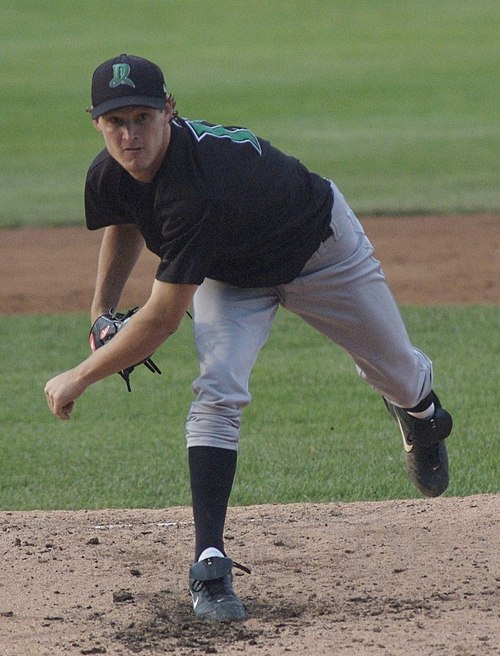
xmin=186 ymin=404 xmax=242 ymax=450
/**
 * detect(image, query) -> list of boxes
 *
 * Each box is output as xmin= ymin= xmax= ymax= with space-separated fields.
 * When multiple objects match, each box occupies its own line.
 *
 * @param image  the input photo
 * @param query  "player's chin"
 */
xmin=121 ymin=157 xmax=142 ymax=170
xmin=120 ymin=158 xmax=151 ymax=179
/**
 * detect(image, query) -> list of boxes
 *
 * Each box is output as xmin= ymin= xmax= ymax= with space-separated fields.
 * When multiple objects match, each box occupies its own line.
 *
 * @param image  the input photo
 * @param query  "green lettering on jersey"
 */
xmin=186 ymin=120 xmax=262 ymax=155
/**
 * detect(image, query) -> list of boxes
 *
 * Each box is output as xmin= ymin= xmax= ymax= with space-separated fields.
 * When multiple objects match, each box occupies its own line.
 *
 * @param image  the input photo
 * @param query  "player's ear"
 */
xmin=163 ymin=97 xmax=175 ymax=121
xmin=92 ymin=118 xmax=102 ymax=132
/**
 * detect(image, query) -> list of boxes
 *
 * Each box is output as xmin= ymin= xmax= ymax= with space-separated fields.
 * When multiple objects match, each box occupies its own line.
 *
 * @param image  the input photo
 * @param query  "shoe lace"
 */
xmin=203 ymin=576 xmax=230 ymax=599
xmin=233 ymin=561 xmax=251 ymax=575
xmin=413 ymin=416 xmax=444 ymax=448
xmin=191 ymin=560 xmax=251 ymax=597
xmin=409 ymin=418 xmax=445 ymax=471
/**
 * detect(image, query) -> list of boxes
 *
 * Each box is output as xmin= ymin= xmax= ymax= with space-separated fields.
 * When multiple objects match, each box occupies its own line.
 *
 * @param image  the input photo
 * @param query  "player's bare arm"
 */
xmin=91 ymin=224 xmax=145 ymax=322
xmin=45 ymin=280 xmax=197 ymax=420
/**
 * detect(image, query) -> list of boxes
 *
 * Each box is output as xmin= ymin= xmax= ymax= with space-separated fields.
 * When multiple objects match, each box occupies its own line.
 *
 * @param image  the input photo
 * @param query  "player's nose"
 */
xmin=122 ymin=121 xmax=139 ymax=141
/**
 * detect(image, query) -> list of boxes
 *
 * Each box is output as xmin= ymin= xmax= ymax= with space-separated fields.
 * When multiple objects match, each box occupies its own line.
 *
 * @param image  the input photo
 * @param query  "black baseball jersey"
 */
xmin=85 ymin=118 xmax=333 ymax=287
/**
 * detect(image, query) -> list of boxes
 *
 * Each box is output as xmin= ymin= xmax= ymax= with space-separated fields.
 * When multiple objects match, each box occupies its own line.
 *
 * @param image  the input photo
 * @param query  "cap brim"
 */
xmin=91 ymin=95 xmax=166 ymax=119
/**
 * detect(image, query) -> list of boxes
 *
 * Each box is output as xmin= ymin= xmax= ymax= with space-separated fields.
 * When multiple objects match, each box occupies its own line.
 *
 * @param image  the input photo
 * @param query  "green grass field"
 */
xmin=0 ymin=1 xmax=498 ymax=510
xmin=0 ymin=307 xmax=498 ymax=510
xmin=1 ymin=0 xmax=498 ymax=225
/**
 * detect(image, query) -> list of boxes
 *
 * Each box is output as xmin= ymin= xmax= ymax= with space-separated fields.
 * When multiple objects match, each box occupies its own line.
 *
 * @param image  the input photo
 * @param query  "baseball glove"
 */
xmin=89 ymin=307 xmax=161 ymax=392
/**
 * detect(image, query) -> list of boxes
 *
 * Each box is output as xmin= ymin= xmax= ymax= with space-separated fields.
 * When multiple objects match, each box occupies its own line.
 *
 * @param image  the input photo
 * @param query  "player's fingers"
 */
xmin=44 ymin=385 xmax=54 ymax=412
xmin=44 ymin=383 xmax=74 ymax=420
xmin=61 ymin=401 xmax=75 ymax=420
xmin=49 ymin=397 xmax=74 ymax=420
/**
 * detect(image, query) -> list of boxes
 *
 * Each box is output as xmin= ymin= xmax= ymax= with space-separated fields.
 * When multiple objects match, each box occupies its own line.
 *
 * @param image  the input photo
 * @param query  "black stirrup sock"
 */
xmin=188 ymin=446 xmax=237 ymax=561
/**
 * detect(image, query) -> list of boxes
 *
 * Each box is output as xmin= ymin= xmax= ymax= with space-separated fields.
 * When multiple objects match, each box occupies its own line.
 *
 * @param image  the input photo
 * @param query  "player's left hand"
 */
xmin=44 ymin=370 xmax=88 ymax=420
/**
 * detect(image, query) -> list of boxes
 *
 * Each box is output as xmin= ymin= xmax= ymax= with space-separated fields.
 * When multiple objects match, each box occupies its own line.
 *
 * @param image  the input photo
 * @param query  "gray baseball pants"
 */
xmin=186 ymin=182 xmax=433 ymax=450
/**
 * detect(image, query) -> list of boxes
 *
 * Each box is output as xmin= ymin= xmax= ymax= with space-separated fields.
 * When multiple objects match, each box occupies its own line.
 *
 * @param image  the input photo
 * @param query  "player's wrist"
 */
xmin=73 ymin=360 xmax=100 ymax=389
xmin=90 ymin=305 xmax=112 ymax=324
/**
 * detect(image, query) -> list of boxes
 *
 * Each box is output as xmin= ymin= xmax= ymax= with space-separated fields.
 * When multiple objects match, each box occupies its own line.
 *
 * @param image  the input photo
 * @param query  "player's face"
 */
xmin=93 ymin=103 xmax=173 ymax=183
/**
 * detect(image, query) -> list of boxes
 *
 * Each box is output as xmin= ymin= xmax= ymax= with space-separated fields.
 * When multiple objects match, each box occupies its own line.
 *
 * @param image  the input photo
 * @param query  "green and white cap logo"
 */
xmin=109 ymin=63 xmax=136 ymax=89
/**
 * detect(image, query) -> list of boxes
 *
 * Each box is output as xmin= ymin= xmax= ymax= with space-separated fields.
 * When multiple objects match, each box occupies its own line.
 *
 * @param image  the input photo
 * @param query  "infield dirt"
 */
xmin=0 ymin=215 xmax=498 ymax=655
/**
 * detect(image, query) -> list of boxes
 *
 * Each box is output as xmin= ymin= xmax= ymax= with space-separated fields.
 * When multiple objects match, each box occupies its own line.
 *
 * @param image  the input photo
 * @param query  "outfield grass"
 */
xmin=0 ymin=306 xmax=497 ymax=510
xmin=1 ymin=0 xmax=499 ymax=226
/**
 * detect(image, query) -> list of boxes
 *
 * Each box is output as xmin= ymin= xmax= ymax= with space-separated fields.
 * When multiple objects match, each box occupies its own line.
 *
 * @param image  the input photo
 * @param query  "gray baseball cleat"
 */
xmin=384 ymin=391 xmax=452 ymax=497
xmin=189 ymin=556 xmax=249 ymax=622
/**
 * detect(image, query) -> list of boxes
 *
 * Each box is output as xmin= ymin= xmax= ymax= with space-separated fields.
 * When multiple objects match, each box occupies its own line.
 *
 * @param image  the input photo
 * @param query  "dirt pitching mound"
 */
xmin=1 ymin=496 xmax=498 ymax=656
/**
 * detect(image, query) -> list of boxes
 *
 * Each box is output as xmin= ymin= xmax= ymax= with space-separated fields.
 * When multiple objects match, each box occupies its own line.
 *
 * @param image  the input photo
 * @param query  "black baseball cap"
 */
xmin=89 ymin=54 xmax=167 ymax=119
